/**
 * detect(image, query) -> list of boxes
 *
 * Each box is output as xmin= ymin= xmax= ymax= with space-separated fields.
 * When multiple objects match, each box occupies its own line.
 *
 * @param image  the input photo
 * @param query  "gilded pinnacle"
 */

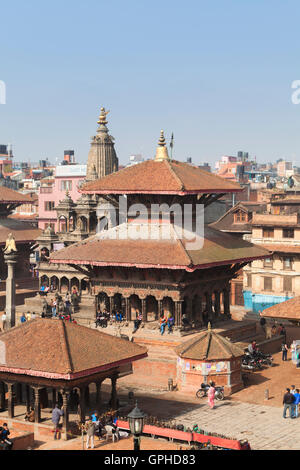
xmin=155 ymin=130 xmax=170 ymax=161
xmin=97 ymin=107 xmax=110 ymax=126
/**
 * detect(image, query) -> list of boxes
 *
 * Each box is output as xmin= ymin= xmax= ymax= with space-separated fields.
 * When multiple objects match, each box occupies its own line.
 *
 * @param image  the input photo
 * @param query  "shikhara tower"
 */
xmin=86 ymin=107 xmax=119 ymax=182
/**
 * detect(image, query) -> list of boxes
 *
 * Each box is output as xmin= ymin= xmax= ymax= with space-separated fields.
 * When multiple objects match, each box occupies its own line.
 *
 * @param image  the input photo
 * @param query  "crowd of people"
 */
xmin=283 ymin=386 xmax=300 ymax=419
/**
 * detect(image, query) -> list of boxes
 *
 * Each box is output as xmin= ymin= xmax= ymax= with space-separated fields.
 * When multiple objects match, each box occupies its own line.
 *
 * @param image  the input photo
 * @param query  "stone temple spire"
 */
xmin=155 ymin=130 xmax=170 ymax=161
xmin=86 ymin=107 xmax=119 ymax=182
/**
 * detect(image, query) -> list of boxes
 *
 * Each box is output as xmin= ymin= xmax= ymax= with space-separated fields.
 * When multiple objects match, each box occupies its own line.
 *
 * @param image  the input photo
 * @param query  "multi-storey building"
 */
xmin=243 ymin=194 xmax=300 ymax=312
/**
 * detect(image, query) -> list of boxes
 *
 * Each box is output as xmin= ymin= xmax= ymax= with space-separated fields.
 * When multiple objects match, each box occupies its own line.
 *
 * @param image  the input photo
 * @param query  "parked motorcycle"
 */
xmin=196 ymin=383 xmax=225 ymax=400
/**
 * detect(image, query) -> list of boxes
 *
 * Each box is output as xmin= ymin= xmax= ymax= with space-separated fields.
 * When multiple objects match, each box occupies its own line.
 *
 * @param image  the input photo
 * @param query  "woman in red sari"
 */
xmin=208 ymin=381 xmax=216 ymax=409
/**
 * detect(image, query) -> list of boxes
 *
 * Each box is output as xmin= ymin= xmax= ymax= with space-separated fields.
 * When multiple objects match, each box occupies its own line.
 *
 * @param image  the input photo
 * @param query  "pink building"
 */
xmin=38 ymin=164 xmax=86 ymax=231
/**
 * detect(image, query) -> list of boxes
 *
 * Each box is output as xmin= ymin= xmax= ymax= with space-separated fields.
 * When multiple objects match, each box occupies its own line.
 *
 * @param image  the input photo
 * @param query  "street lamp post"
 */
xmin=127 ymin=401 xmax=146 ymax=451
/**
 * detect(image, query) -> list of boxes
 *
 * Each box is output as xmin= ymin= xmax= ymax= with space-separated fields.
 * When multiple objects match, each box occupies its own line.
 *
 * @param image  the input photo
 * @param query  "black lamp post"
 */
xmin=127 ymin=401 xmax=146 ymax=451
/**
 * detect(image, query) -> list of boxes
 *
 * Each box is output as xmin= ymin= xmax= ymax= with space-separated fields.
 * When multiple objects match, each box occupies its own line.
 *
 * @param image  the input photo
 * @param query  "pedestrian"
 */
xmin=31 ymin=311 xmax=36 ymax=320
xmin=51 ymin=403 xmax=64 ymax=439
xmin=208 ymin=381 xmax=216 ymax=410
xmin=259 ymin=313 xmax=266 ymax=336
xmin=86 ymin=418 xmax=95 ymax=449
xmin=280 ymin=325 xmax=287 ymax=343
xmin=291 ymin=385 xmax=296 ymax=395
xmin=52 ymin=299 xmax=57 ymax=317
xmin=20 ymin=312 xmax=27 ymax=324
xmin=1 ymin=312 xmax=7 ymax=331
xmin=281 ymin=342 xmax=288 ymax=361
xmin=283 ymin=388 xmax=295 ymax=419
xmin=0 ymin=423 xmax=13 ymax=449
xmin=160 ymin=314 xmax=168 ymax=335
xmin=293 ymin=389 xmax=300 ymax=418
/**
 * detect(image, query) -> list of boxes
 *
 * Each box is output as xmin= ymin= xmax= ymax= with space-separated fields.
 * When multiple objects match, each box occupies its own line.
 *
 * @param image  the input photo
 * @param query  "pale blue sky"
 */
xmin=1 ymin=0 xmax=300 ymax=166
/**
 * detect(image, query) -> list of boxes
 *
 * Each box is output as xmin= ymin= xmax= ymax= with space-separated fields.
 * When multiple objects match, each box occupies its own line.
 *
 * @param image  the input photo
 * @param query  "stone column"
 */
xmin=4 ymin=252 xmax=18 ymax=328
xmin=84 ymin=385 xmax=90 ymax=407
xmin=110 ymin=376 xmax=118 ymax=410
xmin=141 ymin=299 xmax=147 ymax=323
xmin=0 ymin=382 xmax=6 ymax=411
xmin=6 ymin=383 xmax=14 ymax=418
xmin=95 ymin=380 xmax=103 ymax=415
xmin=158 ymin=300 xmax=163 ymax=319
xmin=125 ymin=297 xmax=130 ymax=321
xmin=33 ymin=387 xmax=41 ymax=423
xmin=109 ymin=296 xmax=114 ymax=314
xmin=177 ymin=301 xmax=183 ymax=327
xmin=62 ymin=390 xmax=69 ymax=440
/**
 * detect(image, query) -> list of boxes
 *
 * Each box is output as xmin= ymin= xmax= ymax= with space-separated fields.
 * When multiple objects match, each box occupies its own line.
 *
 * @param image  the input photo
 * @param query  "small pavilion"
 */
xmin=175 ymin=324 xmax=244 ymax=394
xmin=0 ymin=319 xmax=147 ymax=439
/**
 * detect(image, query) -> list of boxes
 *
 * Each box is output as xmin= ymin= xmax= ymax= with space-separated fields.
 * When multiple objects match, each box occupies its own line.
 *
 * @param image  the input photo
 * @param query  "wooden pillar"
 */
xmin=6 ymin=383 xmax=14 ymax=419
xmin=26 ymin=385 xmax=31 ymax=413
xmin=0 ymin=382 xmax=5 ymax=411
xmin=141 ymin=298 xmax=147 ymax=323
xmin=16 ymin=383 xmax=23 ymax=404
xmin=33 ymin=387 xmax=41 ymax=423
xmin=110 ymin=376 xmax=118 ymax=410
xmin=62 ymin=390 xmax=69 ymax=441
xmin=58 ymin=278 xmax=61 ymax=293
xmin=214 ymin=291 xmax=221 ymax=318
xmin=79 ymin=386 xmax=86 ymax=423
xmin=206 ymin=292 xmax=213 ymax=321
xmin=223 ymin=288 xmax=231 ymax=317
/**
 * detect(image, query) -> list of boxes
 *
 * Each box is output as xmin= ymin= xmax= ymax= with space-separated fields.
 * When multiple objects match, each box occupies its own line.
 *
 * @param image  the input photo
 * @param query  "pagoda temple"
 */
xmin=47 ymin=130 xmax=269 ymax=330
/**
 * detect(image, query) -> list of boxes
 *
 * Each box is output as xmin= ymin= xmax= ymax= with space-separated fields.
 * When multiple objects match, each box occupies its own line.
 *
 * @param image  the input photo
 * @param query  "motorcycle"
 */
xmin=196 ymin=383 xmax=225 ymax=400
xmin=241 ymin=353 xmax=262 ymax=370
xmin=95 ymin=315 xmax=108 ymax=328
xmin=255 ymin=351 xmax=273 ymax=367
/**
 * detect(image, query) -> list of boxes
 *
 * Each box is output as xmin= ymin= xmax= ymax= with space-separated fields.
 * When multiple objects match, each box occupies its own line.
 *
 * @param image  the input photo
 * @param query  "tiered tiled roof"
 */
xmin=50 ymin=222 xmax=269 ymax=271
xmin=82 ymin=159 xmax=243 ymax=195
xmin=0 ymin=319 xmax=147 ymax=379
xmin=175 ymin=327 xmax=244 ymax=360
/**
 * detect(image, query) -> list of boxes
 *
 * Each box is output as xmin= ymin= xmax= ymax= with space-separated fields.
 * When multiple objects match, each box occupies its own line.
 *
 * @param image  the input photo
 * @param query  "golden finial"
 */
xmin=155 ymin=130 xmax=170 ymax=161
xmin=97 ymin=107 xmax=110 ymax=126
xmin=208 ymin=322 xmax=212 ymax=332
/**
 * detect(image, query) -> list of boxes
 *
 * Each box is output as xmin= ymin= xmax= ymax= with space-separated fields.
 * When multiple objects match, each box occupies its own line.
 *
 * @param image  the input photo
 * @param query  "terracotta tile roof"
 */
xmin=175 ymin=328 xmax=244 ymax=360
xmin=82 ymin=160 xmax=242 ymax=195
xmin=0 ymin=319 xmax=147 ymax=379
xmin=0 ymin=187 xmax=33 ymax=204
xmin=0 ymin=218 xmax=41 ymax=244
xmin=262 ymin=297 xmax=300 ymax=320
xmin=210 ymin=201 xmax=266 ymax=233
xmin=50 ymin=222 xmax=269 ymax=271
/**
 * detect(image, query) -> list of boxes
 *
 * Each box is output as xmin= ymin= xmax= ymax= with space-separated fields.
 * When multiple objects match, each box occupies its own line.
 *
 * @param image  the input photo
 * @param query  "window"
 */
xmin=234 ymin=210 xmax=248 ymax=223
xmin=263 ymin=228 xmax=274 ymax=238
xmin=60 ymin=180 xmax=72 ymax=191
xmin=264 ymin=257 xmax=273 ymax=268
xmin=45 ymin=223 xmax=55 ymax=230
xmin=283 ymin=276 xmax=292 ymax=292
xmin=272 ymin=206 xmax=280 ymax=215
xmin=44 ymin=201 xmax=55 ymax=211
xmin=283 ymin=257 xmax=293 ymax=270
xmin=264 ymin=277 xmax=273 ymax=291
xmin=246 ymin=274 xmax=252 ymax=288
xmin=283 ymin=228 xmax=294 ymax=238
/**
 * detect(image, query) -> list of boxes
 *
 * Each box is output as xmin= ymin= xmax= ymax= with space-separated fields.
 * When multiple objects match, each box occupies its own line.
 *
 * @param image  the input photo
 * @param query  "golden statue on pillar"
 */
xmin=3 ymin=233 xmax=17 ymax=254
